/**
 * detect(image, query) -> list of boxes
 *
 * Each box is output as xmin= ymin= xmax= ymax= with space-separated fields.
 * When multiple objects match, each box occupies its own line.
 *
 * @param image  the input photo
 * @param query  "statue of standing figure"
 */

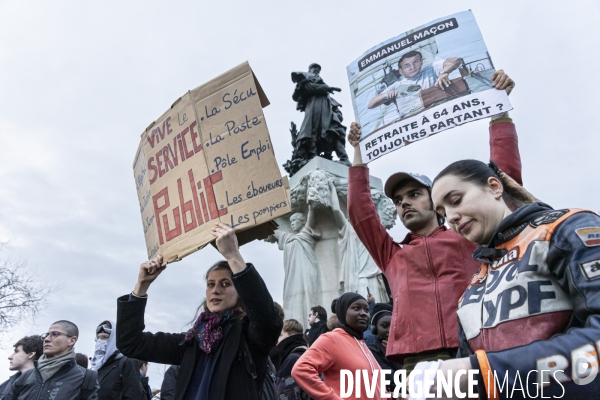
xmin=268 ymin=170 xmax=393 ymax=324
xmin=306 ymin=171 xmax=390 ymax=302
xmin=326 ymin=179 xmax=389 ymax=302
xmin=283 ymin=63 xmax=351 ymax=176
xmin=267 ymin=208 xmax=321 ymax=325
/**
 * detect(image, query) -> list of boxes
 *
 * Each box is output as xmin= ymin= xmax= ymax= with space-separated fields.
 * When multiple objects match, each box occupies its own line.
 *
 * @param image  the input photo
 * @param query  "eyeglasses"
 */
xmin=41 ymin=331 xmax=73 ymax=340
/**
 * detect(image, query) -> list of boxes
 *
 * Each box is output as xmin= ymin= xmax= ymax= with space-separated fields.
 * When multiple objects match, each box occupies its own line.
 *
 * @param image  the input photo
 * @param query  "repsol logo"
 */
xmin=537 ymin=341 xmax=600 ymax=387
xmin=482 ymin=281 xmax=557 ymax=327
xmin=492 ymin=248 xmax=519 ymax=269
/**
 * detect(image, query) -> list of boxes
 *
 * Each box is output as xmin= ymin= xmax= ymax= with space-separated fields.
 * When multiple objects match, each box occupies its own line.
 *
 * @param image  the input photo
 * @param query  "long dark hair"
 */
xmin=433 ymin=160 xmax=525 ymax=210
xmin=187 ymin=261 xmax=246 ymax=326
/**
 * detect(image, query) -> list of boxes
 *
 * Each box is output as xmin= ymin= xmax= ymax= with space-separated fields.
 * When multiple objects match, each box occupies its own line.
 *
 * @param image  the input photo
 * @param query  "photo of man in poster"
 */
xmin=367 ymin=50 xmax=463 ymax=118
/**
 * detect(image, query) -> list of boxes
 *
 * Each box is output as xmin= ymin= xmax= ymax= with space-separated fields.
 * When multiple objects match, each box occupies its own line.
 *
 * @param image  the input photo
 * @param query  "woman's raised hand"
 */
xmin=212 ymin=222 xmax=246 ymax=273
xmin=212 ymin=222 xmax=239 ymax=258
xmin=134 ymin=254 xmax=165 ymax=297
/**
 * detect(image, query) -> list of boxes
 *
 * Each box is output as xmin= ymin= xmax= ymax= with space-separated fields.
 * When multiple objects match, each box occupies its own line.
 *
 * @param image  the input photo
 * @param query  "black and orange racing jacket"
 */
xmin=457 ymin=202 xmax=600 ymax=399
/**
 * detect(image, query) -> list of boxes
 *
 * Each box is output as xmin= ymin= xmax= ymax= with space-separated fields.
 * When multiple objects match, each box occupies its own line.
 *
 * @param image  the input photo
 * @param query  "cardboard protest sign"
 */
xmin=346 ymin=10 xmax=512 ymax=163
xmin=133 ymin=62 xmax=291 ymax=262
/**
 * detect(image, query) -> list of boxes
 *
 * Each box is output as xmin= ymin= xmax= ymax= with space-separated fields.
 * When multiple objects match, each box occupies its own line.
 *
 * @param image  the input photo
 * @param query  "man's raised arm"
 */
xmin=347 ymin=122 xmax=398 ymax=273
xmin=487 ymin=70 xmax=522 ymax=185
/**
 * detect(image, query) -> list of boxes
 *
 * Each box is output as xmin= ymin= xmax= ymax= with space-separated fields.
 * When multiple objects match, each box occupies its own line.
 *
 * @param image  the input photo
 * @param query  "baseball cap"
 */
xmin=384 ymin=172 xmax=433 ymax=199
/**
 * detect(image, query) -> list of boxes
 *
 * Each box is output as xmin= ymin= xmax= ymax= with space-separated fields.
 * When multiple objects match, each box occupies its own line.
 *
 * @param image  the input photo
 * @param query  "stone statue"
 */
xmin=326 ymin=179 xmax=359 ymax=295
xmin=306 ymin=169 xmax=333 ymax=210
xmin=267 ymin=208 xmax=321 ymax=325
xmin=357 ymin=190 xmax=395 ymax=301
xmin=283 ymin=63 xmax=351 ymax=176
xmin=327 ymin=179 xmax=390 ymax=302
xmin=372 ymin=190 xmax=397 ymax=229
xmin=268 ymin=165 xmax=393 ymax=323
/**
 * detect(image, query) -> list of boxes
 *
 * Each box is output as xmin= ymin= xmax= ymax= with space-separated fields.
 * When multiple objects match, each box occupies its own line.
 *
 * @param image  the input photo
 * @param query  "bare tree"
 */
xmin=0 ymin=245 xmax=53 ymax=330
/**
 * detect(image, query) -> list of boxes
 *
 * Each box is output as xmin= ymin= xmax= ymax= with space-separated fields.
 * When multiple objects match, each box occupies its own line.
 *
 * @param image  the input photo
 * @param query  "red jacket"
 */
xmin=347 ymin=120 xmax=522 ymax=363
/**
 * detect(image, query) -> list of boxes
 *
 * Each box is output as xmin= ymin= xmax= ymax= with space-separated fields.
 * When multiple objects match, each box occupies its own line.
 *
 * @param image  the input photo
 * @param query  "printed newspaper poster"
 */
xmin=346 ymin=10 xmax=512 ymax=163
xmin=133 ymin=62 xmax=291 ymax=263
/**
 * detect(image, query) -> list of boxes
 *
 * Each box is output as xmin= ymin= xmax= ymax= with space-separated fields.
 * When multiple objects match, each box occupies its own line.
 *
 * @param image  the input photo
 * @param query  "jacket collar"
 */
xmin=488 ymin=202 xmax=554 ymax=247
xmin=275 ymin=333 xmax=307 ymax=362
xmin=400 ymin=224 xmax=447 ymax=245
xmin=368 ymin=339 xmax=386 ymax=355
xmin=473 ymin=202 xmax=554 ymax=264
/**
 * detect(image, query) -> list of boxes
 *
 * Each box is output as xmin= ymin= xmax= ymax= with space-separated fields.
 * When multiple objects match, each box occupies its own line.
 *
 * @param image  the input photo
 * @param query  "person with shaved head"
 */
xmin=7 ymin=320 xmax=99 ymax=399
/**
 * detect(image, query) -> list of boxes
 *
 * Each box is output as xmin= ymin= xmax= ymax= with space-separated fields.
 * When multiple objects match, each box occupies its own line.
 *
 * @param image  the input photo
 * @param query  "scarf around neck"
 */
xmin=37 ymin=347 xmax=75 ymax=382
xmin=336 ymin=292 xmax=367 ymax=340
xmin=184 ymin=309 xmax=238 ymax=353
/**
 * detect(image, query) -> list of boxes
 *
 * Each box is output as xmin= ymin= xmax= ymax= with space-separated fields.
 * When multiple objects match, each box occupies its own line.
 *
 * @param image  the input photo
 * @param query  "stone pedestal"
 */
xmin=268 ymin=157 xmax=395 ymax=328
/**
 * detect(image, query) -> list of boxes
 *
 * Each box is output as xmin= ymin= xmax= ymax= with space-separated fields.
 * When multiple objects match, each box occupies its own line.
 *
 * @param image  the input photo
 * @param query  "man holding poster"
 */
xmin=347 ymin=71 xmax=518 ymax=373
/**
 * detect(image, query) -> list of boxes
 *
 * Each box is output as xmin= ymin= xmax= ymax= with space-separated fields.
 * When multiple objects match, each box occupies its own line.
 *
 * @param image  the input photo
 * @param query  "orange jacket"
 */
xmin=292 ymin=329 xmax=385 ymax=400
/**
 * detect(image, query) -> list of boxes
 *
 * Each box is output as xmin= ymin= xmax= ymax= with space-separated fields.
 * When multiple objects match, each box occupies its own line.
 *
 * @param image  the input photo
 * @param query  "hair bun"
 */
xmin=488 ymin=161 xmax=502 ymax=176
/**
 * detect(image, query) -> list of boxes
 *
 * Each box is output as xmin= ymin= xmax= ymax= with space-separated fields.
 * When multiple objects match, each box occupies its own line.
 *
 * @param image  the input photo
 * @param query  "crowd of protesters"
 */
xmin=2 ymin=70 xmax=600 ymax=400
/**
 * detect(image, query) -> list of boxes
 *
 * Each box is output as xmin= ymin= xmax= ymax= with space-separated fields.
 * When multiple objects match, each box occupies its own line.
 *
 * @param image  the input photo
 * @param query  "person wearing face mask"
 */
xmin=429 ymin=160 xmax=600 ymax=399
xmin=366 ymin=304 xmax=402 ymax=395
xmin=90 ymin=321 xmax=146 ymax=400
xmin=116 ymin=223 xmax=282 ymax=400
xmin=0 ymin=336 xmax=43 ymax=399
xmin=292 ymin=292 xmax=386 ymax=400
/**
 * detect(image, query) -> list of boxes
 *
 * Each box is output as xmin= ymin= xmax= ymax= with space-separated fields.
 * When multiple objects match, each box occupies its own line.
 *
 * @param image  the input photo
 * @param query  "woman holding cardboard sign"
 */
xmin=116 ymin=222 xmax=282 ymax=400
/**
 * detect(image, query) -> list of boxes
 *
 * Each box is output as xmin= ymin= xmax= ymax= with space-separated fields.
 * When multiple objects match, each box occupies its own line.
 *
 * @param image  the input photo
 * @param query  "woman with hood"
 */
xmin=292 ymin=292 xmax=386 ymax=400
xmin=90 ymin=320 xmax=147 ymax=400
xmin=116 ymin=223 xmax=282 ymax=400
xmin=430 ymin=160 xmax=600 ymax=399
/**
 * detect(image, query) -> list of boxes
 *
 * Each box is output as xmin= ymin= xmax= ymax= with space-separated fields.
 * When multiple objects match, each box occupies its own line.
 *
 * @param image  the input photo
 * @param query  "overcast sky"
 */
xmin=1 ymin=0 xmax=599 ymax=388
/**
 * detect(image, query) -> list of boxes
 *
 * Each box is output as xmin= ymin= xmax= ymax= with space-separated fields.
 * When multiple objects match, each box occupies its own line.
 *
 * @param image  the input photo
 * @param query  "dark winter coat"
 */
xmin=274 ymin=335 xmax=308 ymax=400
xmin=367 ymin=340 xmax=402 ymax=393
xmin=275 ymin=334 xmax=307 ymax=379
xmin=159 ymin=366 xmax=179 ymax=400
xmin=139 ymin=376 xmax=151 ymax=400
xmin=305 ymin=320 xmax=328 ymax=346
xmin=0 ymin=373 xmax=19 ymax=400
xmin=97 ymin=352 xmax=147 ymax=400
xmin=6 ymin=359 xmax=99 ymax=400
xmin=116 ymin=264 xmax=282 ymax=400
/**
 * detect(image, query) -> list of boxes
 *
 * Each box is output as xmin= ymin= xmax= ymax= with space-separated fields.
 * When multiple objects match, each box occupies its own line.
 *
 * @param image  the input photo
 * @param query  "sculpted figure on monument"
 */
xmin=327 ymin=180 xmax=390 ymax=302
xmin=268 ymin=170 xmax=392 ymax=321
xmin=356 ymin=190 xmax=395 ymax=302
xmin=283 ymin=63 xmax=351 ymax=176
xmin=306 ymin=170 xmax=334 ymax=210
xmin=372 ymin=189 xmax=397 ymax=230
xmin=267 ymin=208 xmax=321 ymax=325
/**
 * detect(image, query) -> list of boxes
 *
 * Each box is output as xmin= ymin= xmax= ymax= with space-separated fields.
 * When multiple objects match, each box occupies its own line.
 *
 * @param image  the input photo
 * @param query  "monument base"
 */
xmin=272 ymin=157 xmax=392 ymax=328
